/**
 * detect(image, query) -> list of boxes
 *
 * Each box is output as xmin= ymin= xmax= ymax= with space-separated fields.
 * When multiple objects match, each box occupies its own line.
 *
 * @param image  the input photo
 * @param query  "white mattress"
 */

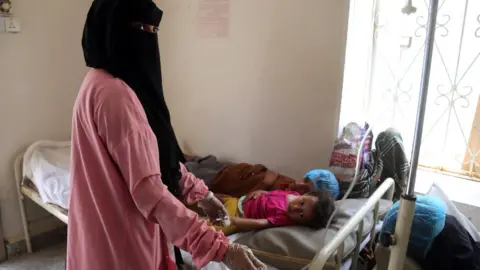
xmin=180 ymin=233 xmax=278 ymax=270
xmin=179 ymin=226 xmax=378 ymax=270
xmin=22 ymin=141 xmax=71 ymax=209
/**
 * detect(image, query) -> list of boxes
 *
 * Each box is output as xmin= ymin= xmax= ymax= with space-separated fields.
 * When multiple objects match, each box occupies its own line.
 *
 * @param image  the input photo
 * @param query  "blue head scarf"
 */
xmin=304 ymin=169 xmax=340 ymax=199
xmin=381 ymin=195 xmax=447 ymax=262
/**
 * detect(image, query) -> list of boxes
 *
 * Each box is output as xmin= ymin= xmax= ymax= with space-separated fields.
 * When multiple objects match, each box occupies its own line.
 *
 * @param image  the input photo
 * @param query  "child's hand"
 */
xmin=289 ymin=182 xmax=312 ymax=194
xmin=212 ymin=216 xmax=231 ymax=227
xmin=229 ymin=216 xmax=238 ymax=226
xmin=245 ymin=190 xmax=268 ymax=201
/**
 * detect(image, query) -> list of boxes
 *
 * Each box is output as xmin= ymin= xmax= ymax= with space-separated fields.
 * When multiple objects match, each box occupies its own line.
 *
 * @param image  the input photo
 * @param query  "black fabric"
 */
xmin=421 ymin=215 xmax=480 ymax=270
xmin=82 ymin=0 xmax=185 ymax=196
xmin=372 ymin=128 xmax=409 ymax=201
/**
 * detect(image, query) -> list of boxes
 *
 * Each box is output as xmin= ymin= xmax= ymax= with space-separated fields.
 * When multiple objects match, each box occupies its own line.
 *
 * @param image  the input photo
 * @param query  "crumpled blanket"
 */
xmin=185 ymin=155 xmax=231 ymax=187
xmin=209 ymin=163 xmax=296 ymax=198
xmin=185 ymin=155 xmax=296 ymax=198
xmin=340 ymin=127 xmax=409 ymax=201
xmin=372 ymin=128 xmax=409 ymax=201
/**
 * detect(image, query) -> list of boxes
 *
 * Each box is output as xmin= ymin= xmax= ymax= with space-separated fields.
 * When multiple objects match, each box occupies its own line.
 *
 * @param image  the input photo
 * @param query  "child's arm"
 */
xmin=230 ymin=216 xmax=271 ymax=231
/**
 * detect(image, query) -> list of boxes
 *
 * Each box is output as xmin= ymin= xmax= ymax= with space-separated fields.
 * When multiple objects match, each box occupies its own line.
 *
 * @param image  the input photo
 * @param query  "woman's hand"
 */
xmin=198 ymin=192 xmax=231 ymax=226
xmin=245 ymin=190 xmax=268 ymax=201
xmin=223 ymin=243 xmax=266 ymax=270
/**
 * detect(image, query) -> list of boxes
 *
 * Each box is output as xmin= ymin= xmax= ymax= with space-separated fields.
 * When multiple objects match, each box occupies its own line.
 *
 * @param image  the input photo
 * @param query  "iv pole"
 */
xmin=387 ymin=0 xmax=439 ymax=269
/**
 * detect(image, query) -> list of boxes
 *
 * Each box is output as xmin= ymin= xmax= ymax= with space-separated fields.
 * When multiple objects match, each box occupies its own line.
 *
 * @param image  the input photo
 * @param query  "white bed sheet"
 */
xmin=22 ymin=141 xmax=71 ymax=209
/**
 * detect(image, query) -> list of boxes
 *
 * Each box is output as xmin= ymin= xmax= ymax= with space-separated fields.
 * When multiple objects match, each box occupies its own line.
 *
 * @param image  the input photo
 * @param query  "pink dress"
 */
xmin=67 ymin=69 xmax=229 ymax=270
xmin=242 ymin=190 xmax=298 ymax=226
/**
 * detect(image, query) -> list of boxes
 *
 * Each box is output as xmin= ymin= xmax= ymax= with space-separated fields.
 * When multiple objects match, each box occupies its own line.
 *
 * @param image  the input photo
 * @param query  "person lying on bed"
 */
xmin=204 ymin=159 xmax=340 ymax=200
xmin=209 ymin=189 xmax=335 ymax=235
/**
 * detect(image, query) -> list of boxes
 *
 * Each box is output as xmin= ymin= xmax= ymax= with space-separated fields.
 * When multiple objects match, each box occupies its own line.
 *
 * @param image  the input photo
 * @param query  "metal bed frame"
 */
xmin=309 ymin=178 xmax=395 ymax=269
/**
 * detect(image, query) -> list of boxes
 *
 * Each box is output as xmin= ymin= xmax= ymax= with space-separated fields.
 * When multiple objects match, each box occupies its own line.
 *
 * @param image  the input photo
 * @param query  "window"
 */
xmin=341 ymin=0 xmax=480 ymax=178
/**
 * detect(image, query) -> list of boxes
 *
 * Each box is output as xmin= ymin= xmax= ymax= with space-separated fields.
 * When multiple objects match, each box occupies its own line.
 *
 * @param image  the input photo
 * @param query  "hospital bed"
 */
xmin=180 ymin=222 xmax=384 ymax=270
xmin=15 ymin=140 xmax=71 ymax=253
xmin=14 ymin=140 xmax=396 ymax=269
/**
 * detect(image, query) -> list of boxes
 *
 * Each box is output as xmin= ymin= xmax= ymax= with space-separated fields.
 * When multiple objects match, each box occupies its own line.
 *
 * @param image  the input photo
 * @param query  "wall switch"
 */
xmin=4 ymin=17 xmax=20 ymax=33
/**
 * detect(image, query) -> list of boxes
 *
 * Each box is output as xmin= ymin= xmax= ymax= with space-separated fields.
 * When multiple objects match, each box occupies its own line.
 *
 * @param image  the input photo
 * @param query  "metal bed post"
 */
xmin=14 ymin=152 xmax=33 ymax=253
xmin=387 ymin=0 xmax=439 ymax=269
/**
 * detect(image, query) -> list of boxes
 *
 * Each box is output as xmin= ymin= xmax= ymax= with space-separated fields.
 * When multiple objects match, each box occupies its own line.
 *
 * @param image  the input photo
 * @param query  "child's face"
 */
xmin=287 ymin=194 xmax=318 ymax=223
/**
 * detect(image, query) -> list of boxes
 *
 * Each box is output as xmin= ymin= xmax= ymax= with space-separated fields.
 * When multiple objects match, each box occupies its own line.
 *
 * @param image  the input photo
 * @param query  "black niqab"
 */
xmin=82 ymin=0 xmax=185 ymax=197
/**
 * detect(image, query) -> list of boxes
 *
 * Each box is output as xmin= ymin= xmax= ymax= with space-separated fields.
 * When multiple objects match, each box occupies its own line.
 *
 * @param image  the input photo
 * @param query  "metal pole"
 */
xmin=388 ymin=1 xmax=440 ymax=269
xmin=405 ymin=0 xmax=440 ymax=196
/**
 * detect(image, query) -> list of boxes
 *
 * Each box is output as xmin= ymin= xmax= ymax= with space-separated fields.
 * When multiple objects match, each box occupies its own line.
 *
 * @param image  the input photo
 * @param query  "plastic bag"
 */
xmin=329 ymin=122 xmax=371 ymax=184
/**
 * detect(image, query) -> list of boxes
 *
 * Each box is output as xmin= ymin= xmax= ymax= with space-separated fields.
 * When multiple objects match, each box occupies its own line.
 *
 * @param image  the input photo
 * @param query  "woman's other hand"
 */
xmin=223 ymin=243 xmax=266 ymax=270
xmin=198 ymin=191 xmax=230 ymax=225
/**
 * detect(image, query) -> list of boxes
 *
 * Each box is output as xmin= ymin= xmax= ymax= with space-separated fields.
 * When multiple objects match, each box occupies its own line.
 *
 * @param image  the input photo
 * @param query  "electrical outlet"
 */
xmin=4 ymin=17 xmax=20 ymax=33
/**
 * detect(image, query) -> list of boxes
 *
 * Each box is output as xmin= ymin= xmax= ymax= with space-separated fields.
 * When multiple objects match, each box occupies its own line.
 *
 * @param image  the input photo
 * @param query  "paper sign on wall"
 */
xmin=196 ymin=0 xmax=230 ymax=38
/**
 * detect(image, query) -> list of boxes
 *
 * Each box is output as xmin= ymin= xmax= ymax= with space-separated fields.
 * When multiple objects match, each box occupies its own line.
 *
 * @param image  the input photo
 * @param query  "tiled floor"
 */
xmin=0 ymin=244 xmax=66 ymax=270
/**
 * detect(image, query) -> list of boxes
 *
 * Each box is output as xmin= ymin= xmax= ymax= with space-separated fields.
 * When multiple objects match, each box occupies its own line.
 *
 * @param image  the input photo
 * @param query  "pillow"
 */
xmin=234 ymin=199 xmax=393 ymax=269
xmin=380 ymin=195 xmax=446 ymax=263
xmin=426 ymin=183 xmax=480 ymax=242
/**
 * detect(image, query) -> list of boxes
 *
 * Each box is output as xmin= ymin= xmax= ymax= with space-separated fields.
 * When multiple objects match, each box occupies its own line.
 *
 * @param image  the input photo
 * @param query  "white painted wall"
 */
xmin=0 ymin=0 xmax=350 ymax=242
xmin=0 ymin=0 xmax=90 ymax=242
xmin=158 ymin=0 xmax=349 ymax=177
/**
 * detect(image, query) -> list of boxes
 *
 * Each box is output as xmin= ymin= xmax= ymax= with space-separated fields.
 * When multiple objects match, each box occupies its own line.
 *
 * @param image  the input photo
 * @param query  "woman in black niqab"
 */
xmin=82 ymin=0 xmax=184 ymax=196
xmin=68 ymin=1 xmax=266 ymax=269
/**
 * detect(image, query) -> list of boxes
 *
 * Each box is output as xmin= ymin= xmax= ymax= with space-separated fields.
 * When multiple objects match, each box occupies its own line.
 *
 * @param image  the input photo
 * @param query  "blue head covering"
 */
xmin=304 ymin=169 xmax=340 ymax=199
xmin=380 ymin=195 xmax=447 ymax=262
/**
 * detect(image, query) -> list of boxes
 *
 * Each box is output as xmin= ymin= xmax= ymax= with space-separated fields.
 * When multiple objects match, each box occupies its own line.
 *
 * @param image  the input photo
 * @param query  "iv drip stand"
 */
xmin=387 ymin=0 xmax=439 ymax=269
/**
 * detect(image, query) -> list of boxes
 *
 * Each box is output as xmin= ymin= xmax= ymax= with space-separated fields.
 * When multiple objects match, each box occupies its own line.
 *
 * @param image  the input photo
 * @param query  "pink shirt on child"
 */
xmin=67 ymin=69 xmax=229 ymax=270
xmin=242 ymin=190 xmax=299 ymax=226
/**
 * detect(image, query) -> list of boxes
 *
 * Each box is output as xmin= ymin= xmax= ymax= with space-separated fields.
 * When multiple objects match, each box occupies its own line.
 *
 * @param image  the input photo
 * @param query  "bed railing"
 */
xmin=308 ymin=178 xmax=395 ymax=270
xmin=14 ymin=150 xmax=33 ymax=253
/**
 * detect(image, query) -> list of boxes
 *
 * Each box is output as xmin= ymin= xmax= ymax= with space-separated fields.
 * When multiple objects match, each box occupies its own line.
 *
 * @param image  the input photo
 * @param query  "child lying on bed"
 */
xmin=209 ymin=189 xmax=335 ymax=235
